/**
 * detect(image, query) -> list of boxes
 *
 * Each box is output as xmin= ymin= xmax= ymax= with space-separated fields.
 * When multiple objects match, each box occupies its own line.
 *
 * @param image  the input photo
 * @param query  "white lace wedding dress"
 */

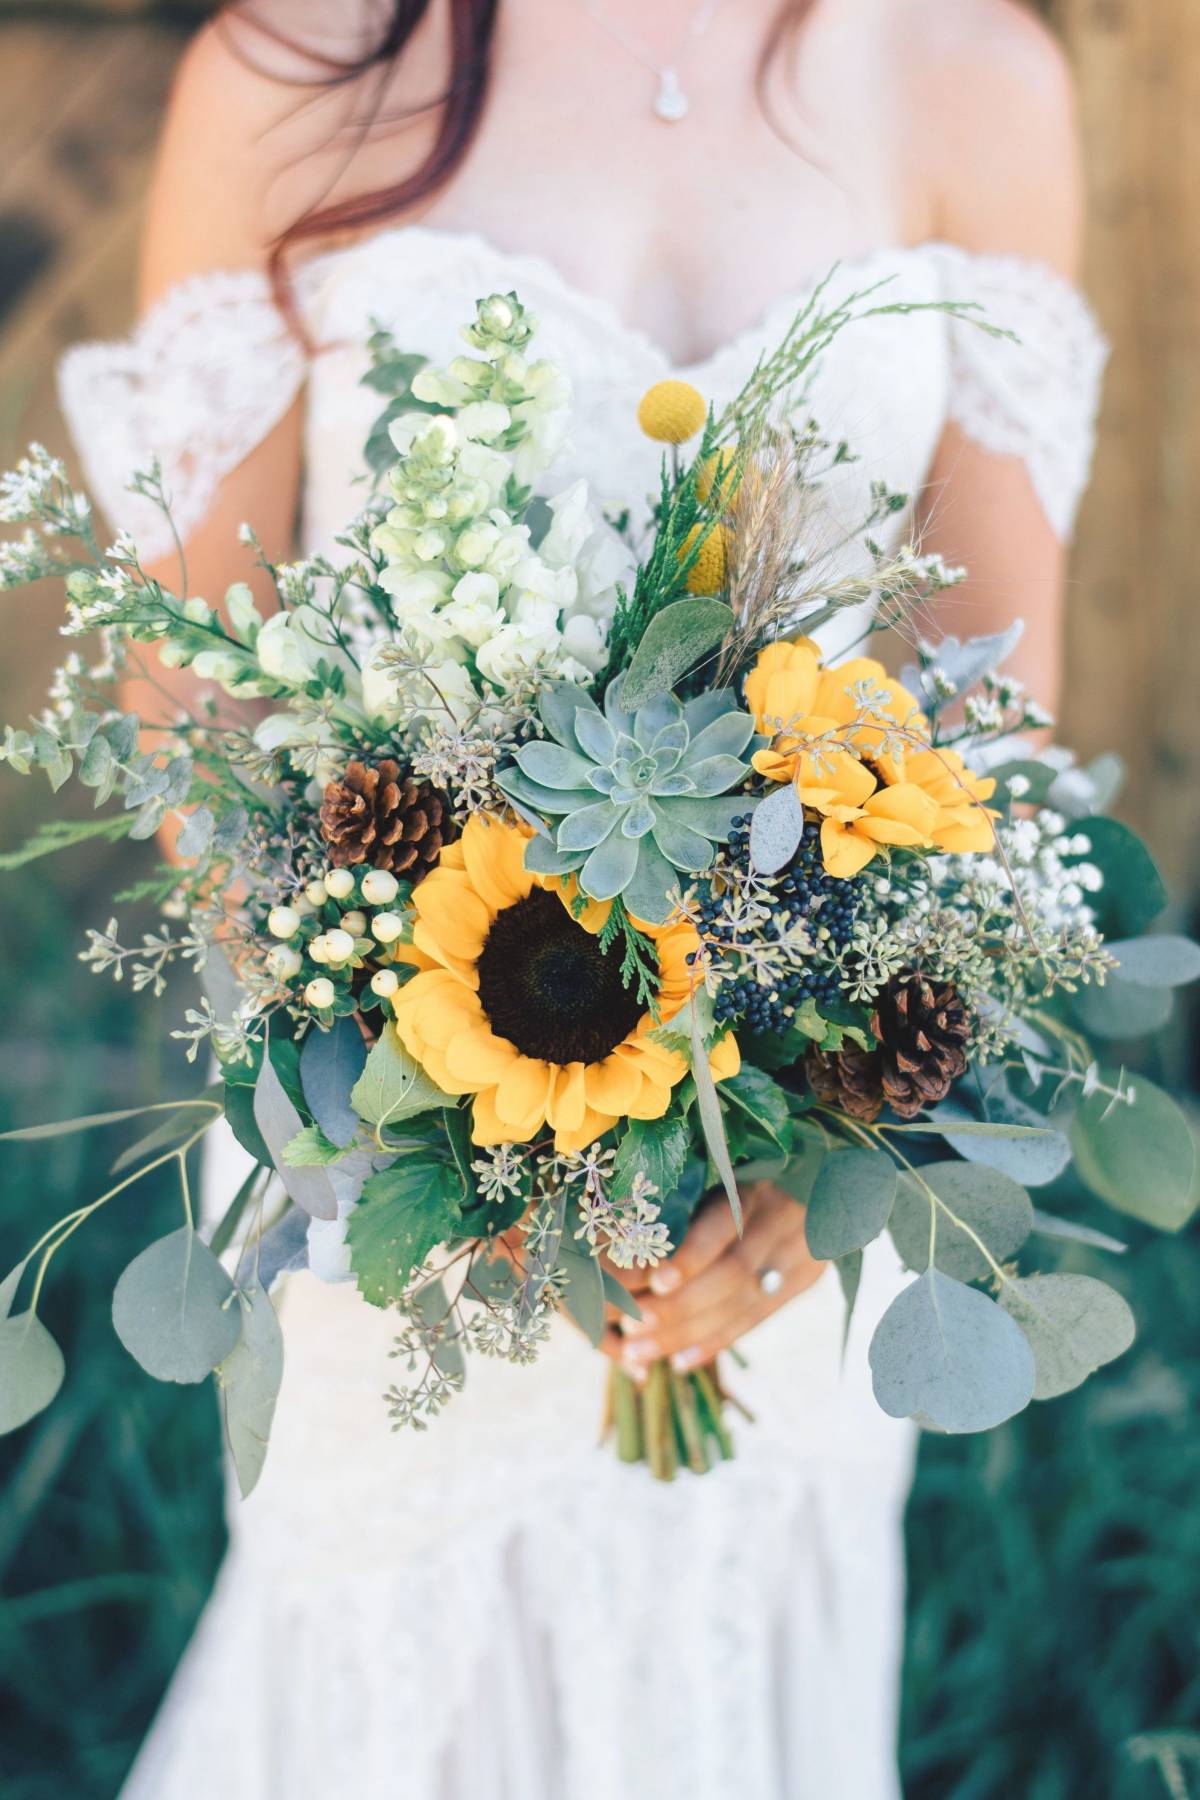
xmin=59 ymin=230 xmax=1106 ymax=1800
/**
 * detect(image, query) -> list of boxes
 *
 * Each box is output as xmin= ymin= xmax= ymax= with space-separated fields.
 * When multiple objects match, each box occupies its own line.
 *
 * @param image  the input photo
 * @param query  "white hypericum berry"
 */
xmin=370 ymin=968 xmax=400 ymax=998
xmin=308 ymin=934 xmax=330 ymax=964
xmin=361 ymin=869 xmax=399 ymax=906
xmin=321 ymin=928 xmax=356 ymax=965
xmin=324 ymin=868 xmax=356 ymax=900
xmin=340 ymin=910 xmax=367 ymax=937
xmin=304 ymin=877 xmax=329 ymax=906
xmin=268 ymin=905 xmax=301 ymax=939
xmin=267 ymin=944 xmax=303 ymax=981
xmin=371 ymin=911 xmax=404 ymax=944
xmin=305 ymin=977 xmax=335 ymax=1009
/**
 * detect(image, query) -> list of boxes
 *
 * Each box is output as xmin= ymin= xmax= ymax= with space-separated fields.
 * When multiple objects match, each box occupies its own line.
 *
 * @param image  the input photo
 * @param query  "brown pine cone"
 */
xmin=805 ymin=1043 xmax=885 ymax=1124
xmin=319 ymin=760 xmax=456 ymax=881
xmin=871 ymin=970 xmax=970 ymax=1120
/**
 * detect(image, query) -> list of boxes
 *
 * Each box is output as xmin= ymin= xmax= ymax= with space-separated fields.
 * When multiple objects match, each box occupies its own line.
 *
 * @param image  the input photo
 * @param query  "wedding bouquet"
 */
xmin=1 ymin=279 xmax=1196 ymax=1490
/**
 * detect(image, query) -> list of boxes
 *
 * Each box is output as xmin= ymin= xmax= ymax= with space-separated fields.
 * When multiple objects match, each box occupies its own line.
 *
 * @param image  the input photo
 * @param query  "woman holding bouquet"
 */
xmin=57 ymin=1 xmax=1105 ymax=1793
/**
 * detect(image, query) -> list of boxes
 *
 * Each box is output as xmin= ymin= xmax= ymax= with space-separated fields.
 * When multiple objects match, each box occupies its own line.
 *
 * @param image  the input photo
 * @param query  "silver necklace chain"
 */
xmin=578 ymin=0 xmax=727 ymax=122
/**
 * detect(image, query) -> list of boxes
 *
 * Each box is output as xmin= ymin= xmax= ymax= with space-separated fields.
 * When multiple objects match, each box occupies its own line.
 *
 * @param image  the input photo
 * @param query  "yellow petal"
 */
xmin=708 ymin=1031 xmax=741 ymax=1081
xmin=470 ymin=1087 xmax=516 ymax=1146
xmin=494 ymin=1056 xmax=554 ymax=1129
xmin=444 ymin=1022 xmax=518 ymax=1085
xmin=547 ymin=1061 xmax=587 ymax=1134
xmin=584 ymin=1054 xmax=644 ymax=1115
xmin=820 ymin=816 xmax=879 ymax=878
xmin=461 ymin=814 xmax=531 ymax=914
xmin=554 ymin=1106 xmax=614 ymax=1155
xmin=859 ymin=783 xmax=938 ymax=845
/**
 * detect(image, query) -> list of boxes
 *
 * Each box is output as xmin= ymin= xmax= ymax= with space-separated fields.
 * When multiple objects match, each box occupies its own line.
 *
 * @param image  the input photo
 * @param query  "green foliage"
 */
xmin=888 ymin=1162 xmax=1034 ymax=1282
xmin=618 ymin=597 xmax=734 ymax=709
xmin=1072 ymin=1073 xmax=1197 ymax=1232
xmin=349 ymin=1024 xmax=447 ymax=1138
xmin=0 ymin=1309 xmax=65 ymax=1434
xmin=870 ymin=1269 xmax=1036 ymax=1433
xmin=997 ymin=1273 xmax=1136 ymax=1401
xmin=215 ymin=1286 xmax=284 ymax=1500
xmin=345 ymin=1160 xmax=464 ymax=1307
xmin=110 ymin=1228 xmax=241 ymax=1385
xmin=805 ymin=1147 xmax=896 ymax=1260
xmin=1066 ymin=817 xmax=1168 ymax=938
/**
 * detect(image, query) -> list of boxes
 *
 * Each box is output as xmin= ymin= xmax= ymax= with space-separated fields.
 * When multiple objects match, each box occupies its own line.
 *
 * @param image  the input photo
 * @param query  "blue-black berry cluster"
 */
xmin=694 ymin=815 xmax=863 ymax=1033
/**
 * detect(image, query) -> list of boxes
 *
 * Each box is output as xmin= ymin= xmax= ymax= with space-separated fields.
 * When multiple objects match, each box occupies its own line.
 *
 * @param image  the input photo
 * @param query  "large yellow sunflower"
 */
xmin=391 ymin=815 xmax=739 ymax=1153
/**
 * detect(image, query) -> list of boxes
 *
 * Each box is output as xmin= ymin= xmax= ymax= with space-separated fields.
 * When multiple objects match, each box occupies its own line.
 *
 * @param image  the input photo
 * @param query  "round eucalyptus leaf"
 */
xmin=0 ymin=1310 xmax=65 ymax=1434
xmin=805 ymin=1147 xmax=896 ymax=1260
xmin=930 ymin=1095 xmax=1071 ymax=1188
xmin=869 ymin=1269 xmax=1035 ymax=1433
xmin=112 ymin=1226 xmax=241 ymax=1384
xmin=888 ymin=1161 xmax=1033 ymax=1282
xmin=1072 ymin=975 xmax=1173 ymax=1041
xmin=1064 ymin=817 xmax=1166 ymax=937
xmin=1071 ymin=1071 xmax=1196 ymax=1232
xmin=300 ymin=1014 xmax=368 ymax=1148
xmin=997 ymin=1273 xmax=1135 ymax=1400
xmin=1107 ymin=935 xmax=1200 ymax=989
xmin=217 ymin=1285 xmax=284 ymax=1498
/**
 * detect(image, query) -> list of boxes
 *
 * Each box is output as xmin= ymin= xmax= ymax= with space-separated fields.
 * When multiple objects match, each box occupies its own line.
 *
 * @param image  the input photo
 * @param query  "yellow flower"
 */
xmin=902 ymin=745 xmax=998 ymax=854
xmin=391 ymin=816 xmax=739 ymax=1153
xmin=745 ymin=636 xmax=926 ymax=770
xmin=695 ymin=448 xmax=741 ymax=508
xmin=678 ymin=521 xmax=729 ymax=595
xmin=637 ymin=379 xmax=707 ymax=444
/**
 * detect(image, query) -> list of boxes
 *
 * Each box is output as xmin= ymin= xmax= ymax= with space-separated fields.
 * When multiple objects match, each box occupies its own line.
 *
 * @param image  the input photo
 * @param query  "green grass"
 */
xmin=0 ymin=816 xmax=1196 ymax=1797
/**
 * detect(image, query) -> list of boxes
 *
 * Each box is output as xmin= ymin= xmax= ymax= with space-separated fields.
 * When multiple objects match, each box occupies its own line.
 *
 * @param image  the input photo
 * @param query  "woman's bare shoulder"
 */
xmin=890 ymin=0 xmax=1082 ymax=272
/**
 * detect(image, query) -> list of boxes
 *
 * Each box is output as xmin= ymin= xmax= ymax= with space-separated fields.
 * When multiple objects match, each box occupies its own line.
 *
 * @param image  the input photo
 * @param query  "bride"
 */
xmin=57 ymin=2 xmax=1106 ymax=1794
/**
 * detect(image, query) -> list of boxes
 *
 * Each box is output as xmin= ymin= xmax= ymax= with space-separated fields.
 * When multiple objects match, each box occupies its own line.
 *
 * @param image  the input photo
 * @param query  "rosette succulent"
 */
xmin=496 ymin=679 xmax=758 ymax=922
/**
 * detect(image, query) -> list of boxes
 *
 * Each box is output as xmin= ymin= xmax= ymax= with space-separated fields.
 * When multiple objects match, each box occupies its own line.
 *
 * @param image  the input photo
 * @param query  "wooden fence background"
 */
xmin=0 ymin=2 xmax=1197 ymax=903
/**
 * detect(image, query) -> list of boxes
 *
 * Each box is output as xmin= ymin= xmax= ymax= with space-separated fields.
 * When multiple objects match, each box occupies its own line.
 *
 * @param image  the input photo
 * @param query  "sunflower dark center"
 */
xmin=476 ymin=888 xmax=649 ymax=1064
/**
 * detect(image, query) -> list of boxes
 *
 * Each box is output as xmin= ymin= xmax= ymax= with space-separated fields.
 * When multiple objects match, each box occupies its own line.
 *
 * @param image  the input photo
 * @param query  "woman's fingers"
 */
xmin=644 ymin=1182 xmax=771 ymax=1297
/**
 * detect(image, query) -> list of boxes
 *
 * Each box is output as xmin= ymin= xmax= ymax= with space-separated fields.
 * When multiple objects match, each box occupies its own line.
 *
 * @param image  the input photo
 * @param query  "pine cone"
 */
xmin=319 ymin=760 xmax=456 ymax=881
xmin=871 ymin=971 xmax=970 ymax=1120
xmin=804 ymin=1043 xmax=885 ymax=1124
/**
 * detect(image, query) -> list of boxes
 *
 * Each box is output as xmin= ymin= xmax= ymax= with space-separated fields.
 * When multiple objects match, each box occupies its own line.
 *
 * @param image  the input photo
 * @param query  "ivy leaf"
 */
xmin=300 ymin=1015 xmax=368 ymax=1148
xmin=888 ymin=1162 xmax=1033 ymax=1282
xmin=216 ymin=1284 xmax=284 ymax=1498
xmin=619 ymin=597 xmax=734 ymax=709
xmin=1071 ymin=1071 xmax=1197 ymax=1231
xmin=869 ymin=1269 xmax=1035 ymax=1433
xmin=804 ymin=1147 xmax=896 ymax=1260
xmin=111 ymin=1226 xmax=241 ymax=1383
xmin=346 ymin=1160 xmax=463 ymax=1307
xmin=0 ymin=1309 xmax=65 ymax=1433
xmin=997 ymin=1273 xmax=1135 ymax=1400
xmin=611 ymin=1110 xmax=690 ymax=1204
xmin=350 ymin=1024 xmax=447 ymax=1135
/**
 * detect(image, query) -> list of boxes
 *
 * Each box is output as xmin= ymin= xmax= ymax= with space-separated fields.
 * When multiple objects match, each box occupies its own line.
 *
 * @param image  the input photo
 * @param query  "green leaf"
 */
xmin=1072 ymin=976 xmax=1174 ymax=1040
xmin=223 ymin=1079 xmax=272 ymax=1169
xmin=0 ymin=812 xmax=129 ymax=871
xmin=300 ymin=1016 xmax=369 ymax=1148
xmin=282 ymin=1124 xmax=345 ymax=1167
xmin=749 ymin=783 xmax=805 ymax=875
xmin=175 ymin=805 xmax=215 ymax=858
xmin=253 ymin=1053 xmax=338 ymax=1220
xmin=111 ymin=1226 xmax=241 ymax=1384
xmin=805 ymin=1147 xmax=897 ymax=1260
xmin=869 ymin=1269 xmax=1035 ymax=1432
xmin=602 ymin=1270 xmax=643 ymax=1323
xmin=558 ymin=1236 xmax=606 ymax=1345
xmin=346 ymin=1160 xmax=463 ymax=1307
xmin=834 ymin=1249 xmax=863 ymax=1356
xmin=0 ymin=1104 xmax=179 ymax=1143
xmin=689 ymin=1009 xmax=742 ymax=1233
xmin=1107 ymin=935 xmax=1200 ymax=988
xmin=619 ymin=597 xmax=733 ymax=709
xmin=350 ymin=1024 xmax=447 ymax=1134
xmin=1030 ymin=1207 xmax=1127 ymax=1255
xmin=888 ymin=1162 xmax=1033 ymax=1282
xmin=928 ymin=1095 xmax=1071 ymax=1188
xmin=773 ymin=1134 xmax=826 ymax=1207
xmin=110 ymin=1090 xmax=223 ymax=1174
xmin=0 ymin=1310 xmax=66 ymax=1433
xmin=0 ymin=1260 xmax=26 ymax=1320
xmin=719 ymin=1064 xmax=792 ymax=1153
xmin=612 ymin=1111 xmax=691 ymax=1205
xmin=1065 ymin=816 xmax=1167 ymax=937
xmin=1071 ymin=1071 xmax=1197 ymax=1231
xmin=997 ymin=1273 xmax=1135 ymax=1400
xmin=216 ymin=1284 xmax=284 ymax=1498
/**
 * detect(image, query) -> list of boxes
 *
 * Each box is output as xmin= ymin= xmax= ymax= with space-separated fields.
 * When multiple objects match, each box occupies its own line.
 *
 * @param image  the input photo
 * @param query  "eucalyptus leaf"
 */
xmin=350 ymin=1024 xmax=447 ymax=1135
xmin=0 ymin=1310 xmax=65 ymax=1433
xmin=901 ymin=621 xmax=1023 ymax=702
xmin=619 ymin=597 xmax=734 ymax=709
xmin=1030 ymin=1208 xmax=1127 ymax=1255
xmin=869 ymin=1269 xmax=1035 ymax=1433
xmin=805 ymin=1148 xmax=897 ymax=1260
xmin=928 ymin=1095 xmax=1071 ymax=1187
xmin=558 ymin=1237 xmax=607 ymax=1346
xmin=300 ymin=1016 xmax=369 ymax=1148
xmin=1071 ymin=1071 xmax=1197 ymax=1231
xmin=0 ymin=1105 xmax=177 ymax=1143
xmin=888 ymin=1162 xmax=1033 ymax=1282
xmin=253 ymin=1054 xmax=338 ymax=1221
xmin=1064 ymin=817 xmax=1166 ymax=938
xmin=175 ymin=805 xmax=215 ymax=859
xmin=1072 ymin=976 xmax=1174 ymax=1041
xmin=689 ymin=1010 xmax=742 ymax=1234
xmin=1107 ymin=935 xmax=1200 ymax=988
xmin=773 ymin=1135 xmax=826 ymax=1208
xmin=0 ymin=1260 xmax=27 ymax=1320
xmin=602 ymin=1270 xmax=643 ymax=1323
xmin=834 ymin=1249 xmax=863 ymax=1358
xmin=217 ymin=1284 xmax=284 ymax=1498
xmin=236 ymin=1206 xmax=310 ymax=1292
xmin=749 ymin=782 xmax=805 ymax=875
xmin=997 ymin=1273 xmax=1135 ymax=1400
xmin=112 ymin=1226 xmax=241 ymax=1384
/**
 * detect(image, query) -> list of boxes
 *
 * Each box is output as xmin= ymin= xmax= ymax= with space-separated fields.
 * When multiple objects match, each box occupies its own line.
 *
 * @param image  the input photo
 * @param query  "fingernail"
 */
xmin=619 ymin=1308 xmax=655 ymax=1336
xmin=672 ymin=1346 xmax=703 ymax=1372
xmin=622 ymin=1338 xmax=659 ymax=1369
xmin=649 ymin=1266 xmax=681 ymax=1295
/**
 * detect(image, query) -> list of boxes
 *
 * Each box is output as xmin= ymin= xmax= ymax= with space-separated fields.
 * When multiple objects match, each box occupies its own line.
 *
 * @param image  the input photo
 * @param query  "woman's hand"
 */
xmin=601 ymin=1182 xmax=827 ymax=1377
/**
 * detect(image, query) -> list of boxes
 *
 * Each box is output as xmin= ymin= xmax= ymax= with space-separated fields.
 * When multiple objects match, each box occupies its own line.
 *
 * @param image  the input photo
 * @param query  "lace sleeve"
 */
xmin=931 ymin=244 xmax=1109 ymax=540
xmin=56 ymin=269 xmax=307 ymax=563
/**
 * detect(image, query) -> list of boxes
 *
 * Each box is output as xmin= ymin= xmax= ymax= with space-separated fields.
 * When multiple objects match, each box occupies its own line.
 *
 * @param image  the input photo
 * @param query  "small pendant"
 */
xmin=654 ymin=67 xmax=689 ymax=122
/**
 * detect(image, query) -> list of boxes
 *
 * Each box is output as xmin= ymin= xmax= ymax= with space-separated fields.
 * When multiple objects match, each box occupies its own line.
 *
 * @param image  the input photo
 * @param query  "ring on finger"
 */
xmin=757 ymin=1265 xmax=785 ymax=1298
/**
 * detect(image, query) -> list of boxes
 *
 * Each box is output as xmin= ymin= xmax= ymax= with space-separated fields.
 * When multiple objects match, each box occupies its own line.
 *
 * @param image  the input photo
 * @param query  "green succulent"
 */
xmin=496 ymin=679 xmax=758 ymax=923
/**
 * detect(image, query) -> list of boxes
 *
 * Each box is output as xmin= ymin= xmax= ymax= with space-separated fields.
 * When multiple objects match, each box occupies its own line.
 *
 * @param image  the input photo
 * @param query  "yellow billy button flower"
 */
xmin=637 ymin=379 xmax=707 ymax=445
xmin=390 ymin=816 xmax=740 ymax=1154
xmin=678 ymin=521 xmax=729 ymax=595
xmin=695 ymin=448 xmax=741 ymax=508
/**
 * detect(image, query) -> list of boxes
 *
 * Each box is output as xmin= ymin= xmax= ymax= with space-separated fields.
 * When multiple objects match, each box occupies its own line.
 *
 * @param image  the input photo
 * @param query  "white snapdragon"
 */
xmin=255 ymin=605 xmax=330 ymax=687
xmin=457 ymin=400 xmax=511 ymax=443
xmin=440 ymin=572 xmax=506 ymax=648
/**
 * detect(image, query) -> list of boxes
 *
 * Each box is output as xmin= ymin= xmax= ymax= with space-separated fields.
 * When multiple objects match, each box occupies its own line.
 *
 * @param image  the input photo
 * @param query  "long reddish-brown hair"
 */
xmin=222 ymin=0 xmax=813 ymax=324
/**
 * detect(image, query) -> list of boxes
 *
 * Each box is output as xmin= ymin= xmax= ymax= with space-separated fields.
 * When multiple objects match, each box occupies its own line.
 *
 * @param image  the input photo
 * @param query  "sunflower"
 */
xmin=391 ymin=815 xmax=739 ymax=1153
xmin=745 ymin=637 xmax=996 ymax=873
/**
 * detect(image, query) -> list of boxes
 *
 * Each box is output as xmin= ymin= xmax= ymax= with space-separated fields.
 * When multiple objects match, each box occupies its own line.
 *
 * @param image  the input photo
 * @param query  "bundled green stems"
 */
xmin=608 ymin=1357 xmax=738 ymax=1481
